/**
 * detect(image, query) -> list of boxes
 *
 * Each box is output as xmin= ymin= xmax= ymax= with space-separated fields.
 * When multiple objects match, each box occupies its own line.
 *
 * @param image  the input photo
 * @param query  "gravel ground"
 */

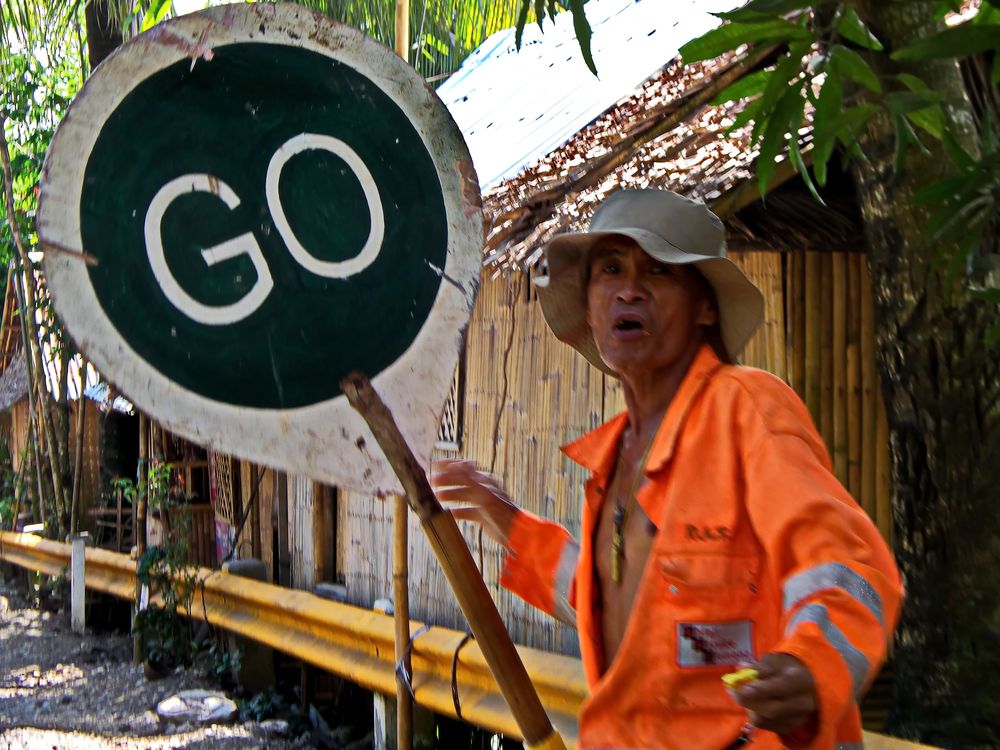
xmin=0 ymin=571 xmax=308 ymax=750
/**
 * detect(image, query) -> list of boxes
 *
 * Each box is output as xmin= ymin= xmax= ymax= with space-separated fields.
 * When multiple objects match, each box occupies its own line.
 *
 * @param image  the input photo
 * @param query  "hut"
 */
xmin=339 ymin=2 xmax=889 ymax=659
xmin=0 ymin=264 xmax=116 ymax=538
xmin=210 ymin=0 xmax=891 ymax=672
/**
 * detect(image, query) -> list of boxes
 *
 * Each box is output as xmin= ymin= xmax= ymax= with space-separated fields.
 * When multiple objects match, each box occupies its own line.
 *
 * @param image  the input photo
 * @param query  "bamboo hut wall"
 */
xmin=332 ymin=249 xmax=891 ymax=656
xmin=9 ymin=399 xmax=30 ymax=473
xmin=67 ymin=399 xmax=101 ymax=527
xmin=257 ymin=468 xmax=276 ymax=582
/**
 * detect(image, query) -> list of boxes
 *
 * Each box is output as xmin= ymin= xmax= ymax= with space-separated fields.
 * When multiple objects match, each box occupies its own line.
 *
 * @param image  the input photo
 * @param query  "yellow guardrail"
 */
xmin=0 ymin=531 xmax=939 ymax=750
xmin=0 ymin=531 xmax=582 ymax=744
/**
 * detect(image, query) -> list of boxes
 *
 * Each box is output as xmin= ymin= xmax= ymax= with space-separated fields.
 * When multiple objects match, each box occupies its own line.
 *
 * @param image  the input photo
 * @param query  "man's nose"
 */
xmin=616 ymin=273 xmax=647 ymax=302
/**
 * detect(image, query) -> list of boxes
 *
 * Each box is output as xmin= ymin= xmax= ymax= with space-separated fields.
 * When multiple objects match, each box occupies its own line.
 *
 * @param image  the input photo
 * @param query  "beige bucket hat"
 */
xmin=533 ymin=189 xmax=764 ymax=375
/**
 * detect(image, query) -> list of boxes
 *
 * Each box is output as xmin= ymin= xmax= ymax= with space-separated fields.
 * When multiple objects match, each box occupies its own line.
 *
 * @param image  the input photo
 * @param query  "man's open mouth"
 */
xmin=613 ymin=314 xmax=648 ymax=334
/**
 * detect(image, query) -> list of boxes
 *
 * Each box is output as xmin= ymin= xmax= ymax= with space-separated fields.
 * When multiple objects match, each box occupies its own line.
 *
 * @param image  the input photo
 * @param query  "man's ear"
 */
xmin=696 ymin=298 xmax=718 ymax=328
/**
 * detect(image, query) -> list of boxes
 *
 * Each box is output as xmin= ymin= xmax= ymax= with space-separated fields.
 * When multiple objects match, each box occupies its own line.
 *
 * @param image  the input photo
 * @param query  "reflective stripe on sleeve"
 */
xmin=836 ymin=743 xmax=864 ymax=750
xmin=787 ymin=603 xmax=869 ymax=696
xmin=553 ymin=540 xmax=580 ymax=626
xmin=783 ymin=562 xmax=884 ymax=627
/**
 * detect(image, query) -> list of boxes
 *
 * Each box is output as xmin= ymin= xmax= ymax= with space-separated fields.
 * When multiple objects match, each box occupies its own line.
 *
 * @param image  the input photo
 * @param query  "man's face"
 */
xmin=585 ymin=237 xmax=717 ymax=378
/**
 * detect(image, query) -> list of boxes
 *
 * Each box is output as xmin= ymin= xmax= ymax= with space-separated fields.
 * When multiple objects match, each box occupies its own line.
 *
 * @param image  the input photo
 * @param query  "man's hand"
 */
xmin=430 ymin=459 xmax=520 ymax=544
xmin=734 ymin=652 xmax=818 ymax=738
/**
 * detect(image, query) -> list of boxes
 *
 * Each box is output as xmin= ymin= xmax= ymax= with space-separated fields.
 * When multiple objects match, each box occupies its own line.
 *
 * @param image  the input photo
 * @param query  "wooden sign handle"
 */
xmin=340 ymin=372 xmax=565 ymax=749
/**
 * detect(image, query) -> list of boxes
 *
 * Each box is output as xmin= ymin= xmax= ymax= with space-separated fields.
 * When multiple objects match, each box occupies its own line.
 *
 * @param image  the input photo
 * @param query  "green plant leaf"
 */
xmin=992 ymin=52 xmax=1000 ymax=84
xmin=892 ymin=24 xmax=1000 ymax=61
xmin=970 ymin=287 xmax=1000 ymax=304
xmin=726 ymin=98 xmax=765 ymax=135
xmin=680 ymin=19 xmax=810 ymax=63
xmin=515 ymin=0 xmax=531 ymax=49
xmin=892 ymin=113 xmax=929 ymax=174
xmin=568 ymin=0 xmax=596 ymax=76
xmin=140 ymin=0 xmax=172 ymax=33
xmin=757 ymin=85 xmax=805 ymax=196
xmin=836 ymin=7 xmax=883 ymax=51
xmin=913 ymin=174 xmax=971 ymax=205
xmin=712 ymin=69 xmax=772 ymax=105
xmin=812 ymin=71 xmax=843 ymax=186
xmin=789 ymin=133 xmax=825 ymax=205
xmin=942 ymin=129 xmax=977 ymax=170
xmin=716 ymin=0 xmax=835 ymax=22
xmin=751 ymin=52 xmax=803 ymax=146
xmin=830 ymin=44 xmax=881 ymax=92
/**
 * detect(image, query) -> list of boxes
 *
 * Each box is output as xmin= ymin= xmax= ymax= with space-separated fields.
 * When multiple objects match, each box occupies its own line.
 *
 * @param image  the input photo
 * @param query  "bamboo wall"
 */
xmin=331 ymin=248 xmax=892 ymax=656
xmin=6 ymin=397 xmax=101 ymax=526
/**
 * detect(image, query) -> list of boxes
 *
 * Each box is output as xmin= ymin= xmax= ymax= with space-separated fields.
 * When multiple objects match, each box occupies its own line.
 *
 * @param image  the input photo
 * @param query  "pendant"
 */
xmin=611 ymin=506 xmax=625 ymax=584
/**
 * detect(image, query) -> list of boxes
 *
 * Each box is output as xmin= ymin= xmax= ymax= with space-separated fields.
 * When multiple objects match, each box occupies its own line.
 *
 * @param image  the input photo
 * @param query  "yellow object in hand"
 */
xmin=722 ymin=667 xmax=759 ymax=690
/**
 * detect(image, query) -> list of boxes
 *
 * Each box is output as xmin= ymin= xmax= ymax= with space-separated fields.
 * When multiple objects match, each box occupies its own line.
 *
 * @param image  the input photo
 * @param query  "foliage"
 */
xmin=0 ymin=438 xmax=24 ymax=529
xmin=552 ymin=0 xmax=1000 ymax=319
xmin=1 ymin=4 xmax=83 ymax=269
xmin=102 ymin=0 xmax=533 ymax=83
xmin=123 ymin=461 xmax=199 ymax=669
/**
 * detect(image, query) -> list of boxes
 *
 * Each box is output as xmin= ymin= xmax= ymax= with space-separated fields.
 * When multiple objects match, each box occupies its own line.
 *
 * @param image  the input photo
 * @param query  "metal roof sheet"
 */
xmin=438 ymin=0 xmax=742 ymax=189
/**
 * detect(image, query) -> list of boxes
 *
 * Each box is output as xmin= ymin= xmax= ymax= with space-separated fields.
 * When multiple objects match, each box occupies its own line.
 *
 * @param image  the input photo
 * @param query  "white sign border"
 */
xmin=38 ymin=3 xmax=483 ymax=495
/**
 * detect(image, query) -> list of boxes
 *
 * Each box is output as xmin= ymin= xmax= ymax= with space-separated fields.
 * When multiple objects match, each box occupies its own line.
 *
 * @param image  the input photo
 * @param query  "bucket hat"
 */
xmin=533 ymin=189 xmax=764 ymax=375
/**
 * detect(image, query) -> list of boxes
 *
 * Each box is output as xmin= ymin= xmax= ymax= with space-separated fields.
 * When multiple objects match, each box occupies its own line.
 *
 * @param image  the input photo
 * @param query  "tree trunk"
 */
xmin=84 ymin=0 xmax=124 ymax=72
xmin=853 ymin=2 xmax=1000 ymax=746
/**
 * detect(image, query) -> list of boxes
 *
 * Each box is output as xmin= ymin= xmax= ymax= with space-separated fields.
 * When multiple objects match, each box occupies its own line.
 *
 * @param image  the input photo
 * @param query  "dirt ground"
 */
xmin=0 ymin=570 xmax=309 ymax=750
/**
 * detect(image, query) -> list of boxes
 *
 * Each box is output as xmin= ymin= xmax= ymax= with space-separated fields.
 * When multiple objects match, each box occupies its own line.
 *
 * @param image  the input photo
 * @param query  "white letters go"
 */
xmin=144 ymin=133 xmax=384 ymax=326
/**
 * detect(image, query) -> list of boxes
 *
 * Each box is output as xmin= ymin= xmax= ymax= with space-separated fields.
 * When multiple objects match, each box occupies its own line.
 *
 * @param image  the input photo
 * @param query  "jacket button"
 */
xmin=596 ymin=486 xmax=604 ymax=495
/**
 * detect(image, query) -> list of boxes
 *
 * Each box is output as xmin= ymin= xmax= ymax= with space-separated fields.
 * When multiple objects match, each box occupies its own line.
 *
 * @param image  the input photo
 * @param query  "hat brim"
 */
xmin=533 ymin=228 xmax=765 ymax=376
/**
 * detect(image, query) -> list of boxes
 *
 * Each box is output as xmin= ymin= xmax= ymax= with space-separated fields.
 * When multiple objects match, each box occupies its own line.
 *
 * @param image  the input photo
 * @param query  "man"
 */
xmin=432 ymin=189 xmax=901 ymax=749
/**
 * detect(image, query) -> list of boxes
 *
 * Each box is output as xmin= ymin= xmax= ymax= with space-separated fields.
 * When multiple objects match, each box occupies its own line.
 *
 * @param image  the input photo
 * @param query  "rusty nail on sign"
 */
xmin=37 ymin=4 xmax=483 ymax=494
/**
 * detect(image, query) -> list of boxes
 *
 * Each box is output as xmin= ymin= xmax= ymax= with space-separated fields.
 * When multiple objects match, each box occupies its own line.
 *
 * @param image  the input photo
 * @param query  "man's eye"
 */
xmin=602 ymin=263 xmax=619 ymax=274
xmin=650 ymin=264 xmax=672 ymax=275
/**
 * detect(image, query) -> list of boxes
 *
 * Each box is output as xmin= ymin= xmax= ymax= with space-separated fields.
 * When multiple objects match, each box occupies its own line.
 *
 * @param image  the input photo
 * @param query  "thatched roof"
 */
xmin=0 ymin=349 xmax=29 ymax=412
xmin=478 ymin=46 xmax=865 ymax=272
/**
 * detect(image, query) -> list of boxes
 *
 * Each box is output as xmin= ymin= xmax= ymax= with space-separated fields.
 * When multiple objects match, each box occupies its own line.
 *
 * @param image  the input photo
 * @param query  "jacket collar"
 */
xmin=561 ymin=344 xmax=725 ymax=478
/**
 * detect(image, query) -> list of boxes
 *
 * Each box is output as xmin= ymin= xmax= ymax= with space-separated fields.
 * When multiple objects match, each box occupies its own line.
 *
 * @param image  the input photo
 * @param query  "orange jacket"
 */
xmin=500 ymin=345 xmax=902 ymax=750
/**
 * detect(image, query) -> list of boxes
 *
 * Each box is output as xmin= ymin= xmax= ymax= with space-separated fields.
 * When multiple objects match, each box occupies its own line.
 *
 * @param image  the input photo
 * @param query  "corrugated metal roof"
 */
xmin=438 ymin=0 xmax=742 ymax=189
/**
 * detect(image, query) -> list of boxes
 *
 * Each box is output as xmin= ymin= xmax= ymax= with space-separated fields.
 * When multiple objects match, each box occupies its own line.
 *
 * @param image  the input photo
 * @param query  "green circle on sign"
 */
xmin=80 ymin=42 xmax=448 ymax=409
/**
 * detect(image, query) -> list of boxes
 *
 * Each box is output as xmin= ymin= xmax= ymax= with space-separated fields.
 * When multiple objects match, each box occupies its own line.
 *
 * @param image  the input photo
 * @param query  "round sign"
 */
xmin=39 ymin=4 xmax=483 ymax=493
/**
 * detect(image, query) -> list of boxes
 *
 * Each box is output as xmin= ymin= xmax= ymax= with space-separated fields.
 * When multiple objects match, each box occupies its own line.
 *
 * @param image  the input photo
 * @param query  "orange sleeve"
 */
xmin=737 ymin=374 xmax=903 ymax=749
xmin=499 ymin=509 xmax=579 ymax=625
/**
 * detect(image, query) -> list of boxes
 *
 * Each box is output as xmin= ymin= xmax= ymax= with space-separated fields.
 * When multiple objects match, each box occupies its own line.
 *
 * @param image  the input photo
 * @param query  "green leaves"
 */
xmin=835 ymin=7 xmax=883 ymax=51
xmin=829 ymin=44 xmax=881 ymax=93
xmin=892 ymin=24 xmax=1000 ymax=62
xmin=716 ymin=0 xmax=833 ymax=23
xmin=568 ymin=0 xmax=596 ymax=76
xmin=811 ymin=71 xmax=843 ymax=186
xmin=679 ymin=19 xmax=810 ymax=63
xmin=712 ymin=69 xmax=772 ymax=105
xmin=139 ymin=0 xmax=173 ymax=33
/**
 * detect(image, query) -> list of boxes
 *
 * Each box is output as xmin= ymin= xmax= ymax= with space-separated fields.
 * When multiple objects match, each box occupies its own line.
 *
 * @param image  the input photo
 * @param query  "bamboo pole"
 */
xmin=393 ymin=494 xmax=412 ymax=750
xmin=846 ymin=254 xmax=862 ymax=501
xmin=1 ymin=123 xmax=70 ymax=537
xmin=860 ymin=260 xmax=877 ymax=521
xmin=876 ymin=395 xmax=891 ymax=546
xmin=792 ymin=250 xmax=806 ymax=397
xmin=393 ymin=5 xmax=414 ymax=746
xmin=819 ymin=252 xmax=834 ymax=449
xmin=832 ymin=253 xmax=847 ymax=484
xmin=69 ymin=359 xmax=88 ymax=535
xmin=0 ymin=262 xmax=13 ymax=366
xmin=12 ymin=270 xmax=46 ymax=525
xmin=134 ymin=412 xmax=150 ymax=663
xmin=341 ymin=373 xmax=565 ymax=750
xmin=804 ymin=252 xmax=821 ymax=420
